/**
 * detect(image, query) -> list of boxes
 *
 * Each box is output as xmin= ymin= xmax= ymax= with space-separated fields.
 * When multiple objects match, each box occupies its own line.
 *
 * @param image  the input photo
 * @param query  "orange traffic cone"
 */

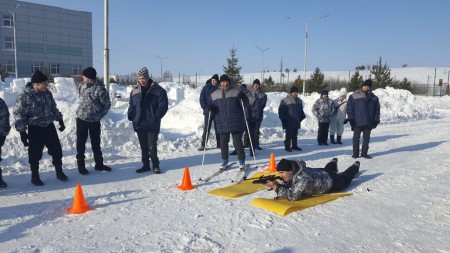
xmin=68 ymin=184 xmax=93 ymax=214
xmin=177 ymin=166 xmax=195 ymax=191
xmin=265 ymin=153 xmax=277 ymax=172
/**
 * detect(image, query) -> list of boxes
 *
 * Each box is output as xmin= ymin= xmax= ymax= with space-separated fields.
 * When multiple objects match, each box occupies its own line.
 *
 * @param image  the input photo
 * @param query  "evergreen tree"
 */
xmin=371 ymin=57 xmax=393 ymax=89
xmin=263 ymin=76 xmax=275 ymax=86
xmin=392 ymin=77 xmax=412 ymax=91
xmin=308 ymin=67 xmax=325 ymax=93
xmin=0 ymin=65 xmax=8 ymax=82
xmin=293 ymin=74 xmax=303 ymax=87
xmin=349 ymin=71 xmax=364 ymax=91
xmin=223 ymin=46 xmax=244 ymax=85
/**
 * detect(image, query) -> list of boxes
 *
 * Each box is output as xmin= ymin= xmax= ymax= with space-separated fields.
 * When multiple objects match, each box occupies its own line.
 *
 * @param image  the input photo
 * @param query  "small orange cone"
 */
xmin=265 ymin=153 xmax=277 ymax=172
xmin=68 ymin=184 xmax=93 ymax=214
xmin=177 ymin=166 xmax=195 ymax=191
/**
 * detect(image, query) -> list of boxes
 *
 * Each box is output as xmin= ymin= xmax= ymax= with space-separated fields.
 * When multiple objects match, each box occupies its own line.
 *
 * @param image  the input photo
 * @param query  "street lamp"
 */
xmin=302 ymin=14 xmax=329 ymax=95
xmin=154 ymin=55 xmax=168 ymax=82
xmin=9 ymin=3 xmax=20 ymax=78
xmin=255 ymin=46 xmax=270 ymax=82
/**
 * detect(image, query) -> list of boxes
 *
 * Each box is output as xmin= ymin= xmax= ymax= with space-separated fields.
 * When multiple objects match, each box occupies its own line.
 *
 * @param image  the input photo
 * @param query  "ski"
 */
xmin=231 ymin=165 xmax=247 ymax=183
xmin=200 ymin=162 xmax=237 ymax=182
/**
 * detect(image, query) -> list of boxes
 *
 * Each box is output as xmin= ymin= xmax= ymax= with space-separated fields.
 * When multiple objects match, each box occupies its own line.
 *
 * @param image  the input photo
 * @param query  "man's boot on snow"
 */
xmin=77 ymin=159 xmax=89 ymax=175
xmin=352 ymin=142 xmax=360 ymax=159
xmin=0 ymin=168 xmax=7 ymax=188
xmin=361 ymin=145 xmax=372 ymax=159
xmin=95 ymin=164 xmax=112 ymax=172
xmin=136 ymin=163 xmax=151 ymax=173
xmin=337 ymin=135 xmax=343 ymax=144
xmin=330 ymin=135 xmax=336 ymax=144
xmin=31 ymin=165 xmax=44 ymax=186
xmin=55 ymin=164 xmax=68 ymax=182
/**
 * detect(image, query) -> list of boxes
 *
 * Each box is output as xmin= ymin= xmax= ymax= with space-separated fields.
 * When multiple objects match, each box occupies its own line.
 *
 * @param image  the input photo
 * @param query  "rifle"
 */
xmin=249 ymin=175 xmax=283 ymax=184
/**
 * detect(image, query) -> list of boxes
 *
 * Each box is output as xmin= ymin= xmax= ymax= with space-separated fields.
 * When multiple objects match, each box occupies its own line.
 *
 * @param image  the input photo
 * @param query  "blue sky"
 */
xmin=24 ymin=0 xmax=450 ymax=78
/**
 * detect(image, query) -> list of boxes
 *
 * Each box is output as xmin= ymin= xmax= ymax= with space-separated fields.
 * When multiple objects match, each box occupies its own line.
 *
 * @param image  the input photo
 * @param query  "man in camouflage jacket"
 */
xmin=0 ymin=97 xmax=11 ymax=187
xmin=13 ymin=70 xmax=68 ymax=186
xmin=76 ymin=67 xmax=112 ymax=175
xmin=264 ymin=158 xmax=360 ymax=201
xmin=312 ymin=89 xmax=335 ymax=145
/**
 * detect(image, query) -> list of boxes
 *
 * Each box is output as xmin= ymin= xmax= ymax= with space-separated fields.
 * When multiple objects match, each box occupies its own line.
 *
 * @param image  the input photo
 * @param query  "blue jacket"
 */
xmin=278 ymin=94 xmax=306 ymax=130
xmin=199 ymin=79 xmax=218 ymax=116
xmin=128 ymin=80 xmax=168 ymax=133
xmin=210 ymin=85 xmax=248 ymax=134
xmin=248 ymin=89 xmax=267 ymax=124
xmin=347 ymin=89 xmax=380 ymax=129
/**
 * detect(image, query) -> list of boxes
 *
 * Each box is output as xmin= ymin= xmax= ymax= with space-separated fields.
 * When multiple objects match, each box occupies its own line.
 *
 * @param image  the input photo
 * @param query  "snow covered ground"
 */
xmin=0 ymin=77 xmax=449 ymax=252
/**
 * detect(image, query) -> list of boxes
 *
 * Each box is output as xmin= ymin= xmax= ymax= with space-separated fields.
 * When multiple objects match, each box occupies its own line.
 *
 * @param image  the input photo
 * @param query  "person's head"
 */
xmin=321 ymin=89 xmax=329 ymax=99
xmin=276 ymin=159 xmax=297 ymax=182
xmin=138 ymin=67 xmax=150 ymax=87
xmin=211 ymin=74 xmax=219 ymax=86
xmin=82 ymin=67 xmax=97 ymax=84
xmin=290 ymin=86 xmax=299 ymax=97
xmin=252 ymin=79 xmax=261 ymax=91
xmin=361 ymin=79 xmax=372 ymax=92
xmin=339 ymin=90 xmax=347 ymax=101
xmin=219 ymin=74 xmax=230 ymax=89
xmin=31 ymin=70 xmax=49 ymax=92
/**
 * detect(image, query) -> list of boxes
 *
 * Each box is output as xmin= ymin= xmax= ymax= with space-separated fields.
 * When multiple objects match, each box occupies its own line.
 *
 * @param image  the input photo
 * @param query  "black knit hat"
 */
xmin=82 ymin=67 xmax=97 ymax=80
xmin=277 ymin=159 xmax=296 ymax=172
xmin=253 ymin=79 xmax=261 ymax=85
xmin=321 ymin=89 xmax=329 ymax=96
xmin=211 ymin=74 xmax=219 ymax=82
xmin=362 ymin=79 xmax=373 ymax=87
xmin=31 ymin=70 xmax=48 ymax=83
xmin=290 ymin=86 xmax=299 ymax=93
xmin=138 ymin=67 xmax=150 ymax=79
xmin=219 ymin=74 xmax=230 ymax=83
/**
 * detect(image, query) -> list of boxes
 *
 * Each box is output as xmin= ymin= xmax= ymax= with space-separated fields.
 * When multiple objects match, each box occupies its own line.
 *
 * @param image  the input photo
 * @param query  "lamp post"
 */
xmin=154 ymin=55 xmax=168 ymax=82
xmin=255 ymin=46 xmax=270 ymax=82
xmin=104 ymin=0 xmax=109 ymax=92
xmin=302 ymin=14 xmax=329 ymax=95
xmin=9 ymin=4 xmax=19 ymax=78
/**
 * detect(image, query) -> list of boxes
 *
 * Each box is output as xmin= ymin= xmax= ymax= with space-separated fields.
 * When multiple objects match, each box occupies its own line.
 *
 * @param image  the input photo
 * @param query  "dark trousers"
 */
xmin=321 ymin=161 xmax=360 ymax=192
xmin=28 ymin=124 xmax=63 ymax=172
xmin=200 ymin=115 xmax=219 ymax=147
xmin=248 ymin=121 xmax=261 ymax=149
xmin=220 ymin=131 xmax=245 ymax=162
xmin=352 ymin=127 xmax=372 ymax=156
xmin=318 ymin=122 xmax=330 ymax=144
xmin=0 ymin=135 xmax=6 ymax=162
xmin=137 ymin=130 xmax=159 ymax=168
xmin=76 ymin=118 xmax=104 ymax=165
xmin=284 ymin=128 xmax=299 ymax=148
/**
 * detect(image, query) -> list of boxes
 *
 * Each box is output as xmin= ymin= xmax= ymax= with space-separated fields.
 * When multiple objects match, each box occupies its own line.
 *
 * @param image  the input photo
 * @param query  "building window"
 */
xmin=3 ymin=15 xmax=13 ymax=27
xmin=5 ymin=37 xmax=14 ymax=49
xmin=49 ymin=64 xmax=60 ymax=75
xmin=32 ymin=62 xmax=44 ymax=73
xmin=4 ymin=61 xmax=15 ymax=73
xmin=72 ymin=65 xmax=81 ymax=75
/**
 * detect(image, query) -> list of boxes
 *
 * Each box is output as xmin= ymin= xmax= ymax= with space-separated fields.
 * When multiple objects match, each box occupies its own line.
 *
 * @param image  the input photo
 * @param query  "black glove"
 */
xmin=208 ymin=104 xmax=217 ymax=112
xmin=20 ymin=131 xmax=29 ymax=147
xmin=344 ymin=119 xmax=349 ymax=124
xmin=58 ymin=120 xmax=65 ymax=132
xmin=349 ymin=120 xmax=356 ymax=127
xmin=281 ymin=121 xmax=287 ymax=129
xmin=237 ymin=92 xmax=245 ymax=100
xmin=372 ymin=121 xmax=380 ymax=129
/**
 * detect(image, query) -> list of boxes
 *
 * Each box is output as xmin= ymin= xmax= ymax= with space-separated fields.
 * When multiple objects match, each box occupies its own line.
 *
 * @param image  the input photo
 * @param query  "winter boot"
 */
xmin=239 ymin=160 xmax=246 ymax=170
xmin=153 ymin=166 xmax=161 ymax=174
xmin=352 ymin=141 xmax=360 ymax=158
xmin=361 ymin=145 xmax=372 ymax=159
xmin=31 ymin=165 xmax=44 ymax=186
xmin=330 ymin=135 xmax=336 ymax=144
xmin=284 ymin=140 xmax=292 ymax=152
xmin=136 ymin=163 xmax=151 ymax=173
xmin=54 ymin=164 xmax=68 ymax=182
xmin=0 ymin=168 xmax=7 ymax=188
xmin=198 ymin=146 xmax=205 ymax=151
xmin=220 ymin=160 xmax=228 ymax=170
xmin=95 ymin=164 xmax=112 ymax=172
xmin=337 ymin=136 xmax=343 ymax=145
xmin=77 ymin=159 xmax=89 ymax=175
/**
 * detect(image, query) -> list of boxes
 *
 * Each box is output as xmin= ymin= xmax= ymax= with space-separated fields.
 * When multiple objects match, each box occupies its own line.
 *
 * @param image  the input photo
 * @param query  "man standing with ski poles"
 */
xmin=209 ymin=74 xmax=249 ymax=171
xmin=198 ymin=74 xmax=220 ymax=151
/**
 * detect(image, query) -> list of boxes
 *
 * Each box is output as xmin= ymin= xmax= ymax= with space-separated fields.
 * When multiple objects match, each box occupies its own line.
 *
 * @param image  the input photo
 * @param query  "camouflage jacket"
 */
xmin=13 ymin=83 xmax=63 ymax=132
xmin=312 ymin=98 xmax=335 ymax=123
xmin=276 ymin=160 xmax=333 ymax=201
xmin=0 ymin=98 xmax=11 ymax=136
xmin=76 ymin=79 xmax=111 ymax=122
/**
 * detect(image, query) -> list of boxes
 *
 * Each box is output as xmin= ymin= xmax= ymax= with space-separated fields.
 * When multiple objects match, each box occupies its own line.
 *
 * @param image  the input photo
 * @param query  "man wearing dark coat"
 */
xmin=198 ymin=74 xmax=220 ymax=151
xmin=346 ymin=79 xmax=380 ymax=159
xmin=128 ymin=67 xmax=168 ymax=174
xmin=278 ymin=86 xmax=306 ymax=152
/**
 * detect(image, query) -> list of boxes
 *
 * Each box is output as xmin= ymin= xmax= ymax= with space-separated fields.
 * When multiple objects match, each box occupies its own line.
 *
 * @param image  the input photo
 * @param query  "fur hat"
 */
xmin=362 ymin=79 xmax=373 ymax=87
xmin=211 ymin=74 xmax=219 ymax=83
xmin=321 ymin=89 xmax=329 ymax=96
xmin=31 ymin=70 xmax=48 ymax=83
xmin=138 ymin=67 xmax=149 ymax=79
xmin=219 ymin=74 xmax=230 ymax=83
xmin=276 ymin=159 xmax=297 ymax=172
xmin=253 ymin=79 xmax=261 ymax=85
xmin=339 ymin=90 xmax=348 ymax=97
xmin=290 ymin=86 xmax=299 ymax=93
xmin=82 ymin=67 xmax=97 ymax=80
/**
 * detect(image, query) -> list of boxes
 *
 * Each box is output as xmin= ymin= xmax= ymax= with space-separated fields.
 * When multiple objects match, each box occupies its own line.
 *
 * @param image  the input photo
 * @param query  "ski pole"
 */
xmin=200 ymin=109 xmax=212 ymax=180
xmin=240 ymin=99 xmax=257 ymax=167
